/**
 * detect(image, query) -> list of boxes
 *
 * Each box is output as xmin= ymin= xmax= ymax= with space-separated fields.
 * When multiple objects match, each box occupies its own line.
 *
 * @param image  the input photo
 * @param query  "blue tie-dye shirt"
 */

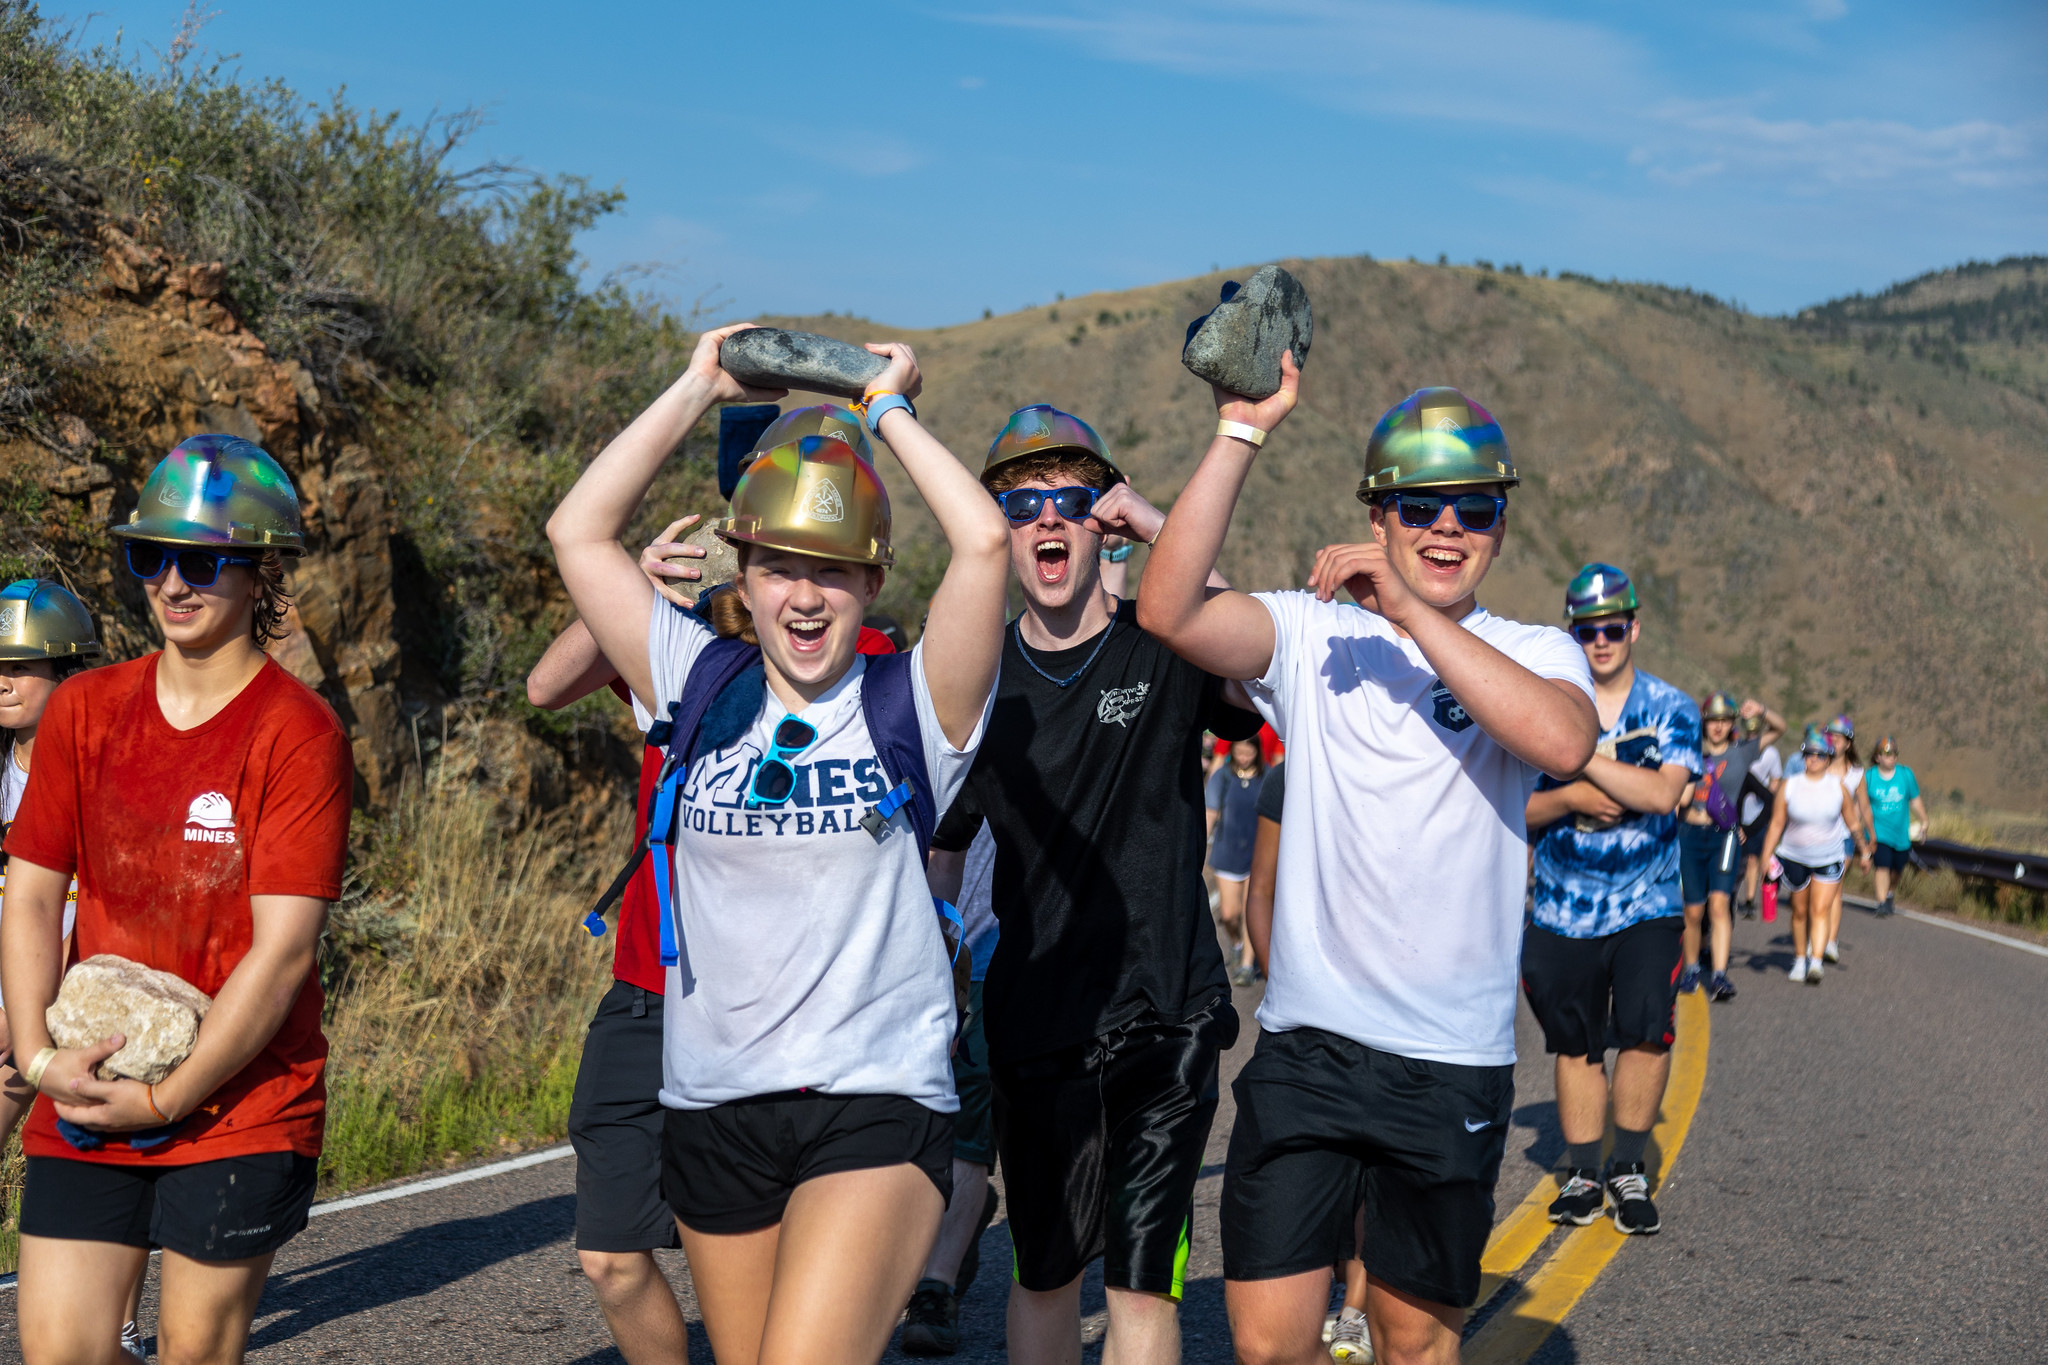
xmin=1531 ymin=669 xmax=1701 ymax=938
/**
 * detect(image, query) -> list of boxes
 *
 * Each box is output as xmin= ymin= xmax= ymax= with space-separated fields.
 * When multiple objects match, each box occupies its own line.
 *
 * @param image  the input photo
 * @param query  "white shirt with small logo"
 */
xmin=638 ymin=600 xmax=990 ymax=1112
xmin=0 ymin=748 xmax=77 ymax=1009
xmin=1246 ymin=591 xmax=1594 ymax=1067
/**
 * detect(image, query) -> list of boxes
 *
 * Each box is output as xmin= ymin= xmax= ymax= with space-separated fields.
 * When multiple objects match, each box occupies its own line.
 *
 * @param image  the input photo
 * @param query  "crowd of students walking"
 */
xmin=0 ymin=319 xmax=1935 ymax=1365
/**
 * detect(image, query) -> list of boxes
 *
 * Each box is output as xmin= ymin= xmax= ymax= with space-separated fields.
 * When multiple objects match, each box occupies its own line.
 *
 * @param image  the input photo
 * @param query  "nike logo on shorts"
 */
xmin=1463 ymin=1118 xmax=1491 ymax=1132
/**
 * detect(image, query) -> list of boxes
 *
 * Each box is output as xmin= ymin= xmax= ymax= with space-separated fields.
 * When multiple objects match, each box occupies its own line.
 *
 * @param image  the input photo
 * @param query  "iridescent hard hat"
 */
xmin=981 ymin=404 xmax=1125 ymax=488
xmin=1357 ymin=386 xmax=1517 ymax=501
xmin=1702 ymin=691 xmax=1740 ymax=721
xmin=110 ymin=433 xmax=304 ymax=555
xmin=715 ymin=435 xmax=893 ymax=567
xmin=1825 ymin=713 xmax=1854 ymax=739
xmin=1874 ymin=734 xmax=1899 ymax=755
xmin=754 ymin=403 xmax=873 ymax=463
xmin=1563 ymin=562 xmax=1638 ymax=621
xmin=1800 ymin=723 xmax=1833 ymax=756
xmin=0 ymin=579 xmax=101 ymax=661
xmin=1738 ymin=712 xmax=1763 ymax=737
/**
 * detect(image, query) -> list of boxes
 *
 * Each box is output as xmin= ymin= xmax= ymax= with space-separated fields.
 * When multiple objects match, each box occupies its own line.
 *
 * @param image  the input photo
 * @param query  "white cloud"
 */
xmin=1645 ymin=102 xmax=2040 ymax=190
xmin=755 ymin=127 xmax=925 ymax=177
xmin=1805 ymin=0 xmax=1849 ymax=21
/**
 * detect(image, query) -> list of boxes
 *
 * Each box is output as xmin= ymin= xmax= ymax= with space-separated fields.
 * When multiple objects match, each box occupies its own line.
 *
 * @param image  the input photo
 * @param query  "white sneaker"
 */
xmin=1788 ymin=956 xmax=1808 ymax=982
xmin=1806 ymin=957 xmax=1824 ymax=983
xmin=1823 ymin=940 xmax=1840 ymax=963
xmin=1323 ymin=1311 xmax=1338 ymax=1345
xmin=1329 ymin=1309 xmax=1374 ymax=1364
xmin=121 ymin=1320 xmax=145 ymax=1364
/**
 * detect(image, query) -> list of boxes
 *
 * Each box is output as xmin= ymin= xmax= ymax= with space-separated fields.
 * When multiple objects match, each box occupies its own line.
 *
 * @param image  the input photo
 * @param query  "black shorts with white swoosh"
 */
xmin=1220 ymin=1026 xmax=1512 ymax=1307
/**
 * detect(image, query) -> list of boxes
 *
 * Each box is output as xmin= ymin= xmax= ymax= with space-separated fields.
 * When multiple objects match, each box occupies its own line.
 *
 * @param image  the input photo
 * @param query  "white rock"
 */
xmin=46 ymin=955 xmax=212 ymax=1084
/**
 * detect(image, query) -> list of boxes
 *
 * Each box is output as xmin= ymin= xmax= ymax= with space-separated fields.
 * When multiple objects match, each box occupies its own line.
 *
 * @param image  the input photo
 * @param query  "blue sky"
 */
xmin=55 ymin=1 xmax=2047 ymax=327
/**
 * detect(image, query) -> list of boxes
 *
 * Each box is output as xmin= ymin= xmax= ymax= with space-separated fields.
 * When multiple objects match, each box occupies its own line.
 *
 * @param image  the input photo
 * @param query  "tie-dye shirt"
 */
xmin=1531 ymin=670 xmax=1701 ymax=938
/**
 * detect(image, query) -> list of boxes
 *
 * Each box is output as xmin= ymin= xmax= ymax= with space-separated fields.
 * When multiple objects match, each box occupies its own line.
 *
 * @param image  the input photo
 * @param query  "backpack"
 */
xmin=582 ymin=636 xmax=963 ymax=984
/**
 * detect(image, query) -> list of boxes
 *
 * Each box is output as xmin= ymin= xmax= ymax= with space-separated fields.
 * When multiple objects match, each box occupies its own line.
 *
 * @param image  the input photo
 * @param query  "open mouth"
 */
xmin=1034 ymin=537 xmax=1071 ymax=585
xmin=1416 ymin=544 xmax=1468 ymax=577
xmin=784 ymin=618 xmax=829 ymax=655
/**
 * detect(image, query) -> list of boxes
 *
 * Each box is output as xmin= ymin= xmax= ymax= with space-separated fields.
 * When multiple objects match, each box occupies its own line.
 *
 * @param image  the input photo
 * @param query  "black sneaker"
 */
xmin=1877 ymin=895 xmax=1896 ymax=918
xmin=1548 ymin=1168 xmax=1604 ymax=1225
xmin=1605 ymin=1162 xmax=1661 ymax=1235
xmin=1677 ymin=964 xmax=1702 ymax=994
xmin=901 ymin=1278 xmax=961 ymax=1356
xmin=951 ymin=1183 xmax=1001 ymax=1300
xmin=1708 ymin=971 xmax=1737 ymax=1002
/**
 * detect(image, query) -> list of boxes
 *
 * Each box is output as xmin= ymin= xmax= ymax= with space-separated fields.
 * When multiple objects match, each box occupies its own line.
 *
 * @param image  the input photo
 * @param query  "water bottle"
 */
xmin=1761 ymin=879 xmax=1778 ymax=922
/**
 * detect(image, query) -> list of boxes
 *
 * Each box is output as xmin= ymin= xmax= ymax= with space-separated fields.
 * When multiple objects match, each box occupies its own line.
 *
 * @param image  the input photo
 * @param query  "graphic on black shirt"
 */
xmin=938 ymin=601 xmax=1258 ymax=1063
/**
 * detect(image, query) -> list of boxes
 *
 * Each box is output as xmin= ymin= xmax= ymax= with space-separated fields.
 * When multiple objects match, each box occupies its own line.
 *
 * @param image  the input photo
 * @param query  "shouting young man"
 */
xmin=1522 ymin=563 xmax=1700 ymax=1237
xmin=1139 ymin=380 xmax=1598 ymax=1365
xmin=929 ymin=404 xmax=1260 ymax=1365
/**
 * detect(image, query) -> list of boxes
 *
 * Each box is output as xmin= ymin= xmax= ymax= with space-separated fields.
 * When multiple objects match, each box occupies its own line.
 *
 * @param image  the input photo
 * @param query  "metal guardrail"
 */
xmin=1911 ymin=837 xmax=2048 ymax=892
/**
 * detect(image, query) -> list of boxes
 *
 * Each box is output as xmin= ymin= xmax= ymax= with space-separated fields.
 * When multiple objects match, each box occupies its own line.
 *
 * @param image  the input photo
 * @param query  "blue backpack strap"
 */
xmin=858 ymin=650 xmax=937 ymax=859
xmin=643 ymin=636 xmax=761 ymax=965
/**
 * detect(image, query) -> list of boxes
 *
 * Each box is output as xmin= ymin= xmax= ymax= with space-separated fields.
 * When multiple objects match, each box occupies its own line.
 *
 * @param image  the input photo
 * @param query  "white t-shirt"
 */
xmin=640 ymin=600 xmax=989 ymax=1112
xmin=1744 ymin=745 xmax=1784 ymax=826
xmin=1246 ymin=593 xmax=1594 ymax=1067
xmin=0 ymin=747 xmax=77 ymax=1010
xmin=1782 ymin=771 xmax=1851 ymax=867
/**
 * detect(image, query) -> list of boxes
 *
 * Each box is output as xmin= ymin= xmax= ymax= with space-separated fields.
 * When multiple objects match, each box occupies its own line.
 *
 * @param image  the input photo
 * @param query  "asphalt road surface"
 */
xmin=3 ymin=901 xmax=2041 ymax=1363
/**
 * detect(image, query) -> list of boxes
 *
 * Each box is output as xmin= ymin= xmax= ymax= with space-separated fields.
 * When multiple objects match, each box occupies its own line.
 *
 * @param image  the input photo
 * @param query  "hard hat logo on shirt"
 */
xmin=1429 ymin=678 xmax=1475 ymax=733
xmin=185 ymin=790 xmax=237 ymax=844
xmin=1097 ymin=683 xmax=1149 ymax=727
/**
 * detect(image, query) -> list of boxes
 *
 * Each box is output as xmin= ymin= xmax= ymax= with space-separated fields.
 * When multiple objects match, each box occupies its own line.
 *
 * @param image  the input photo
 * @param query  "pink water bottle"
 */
xmin=1761 ymin=880 xmax=1778 ymax=922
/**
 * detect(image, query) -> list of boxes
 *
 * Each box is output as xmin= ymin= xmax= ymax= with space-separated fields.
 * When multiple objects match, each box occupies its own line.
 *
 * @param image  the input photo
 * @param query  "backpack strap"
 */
xmin=857 ymin=650 xmax=937 ymax=860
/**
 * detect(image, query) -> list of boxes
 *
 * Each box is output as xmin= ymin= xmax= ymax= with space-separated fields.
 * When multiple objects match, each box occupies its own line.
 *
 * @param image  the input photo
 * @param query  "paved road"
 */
xmin=3 ymin=902 xmax=2041 ymax=1362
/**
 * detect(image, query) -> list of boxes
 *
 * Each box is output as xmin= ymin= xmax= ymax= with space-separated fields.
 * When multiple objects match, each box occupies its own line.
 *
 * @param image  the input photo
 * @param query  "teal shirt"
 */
xmin=1866 ymin=765 xmax=1920 ymax=849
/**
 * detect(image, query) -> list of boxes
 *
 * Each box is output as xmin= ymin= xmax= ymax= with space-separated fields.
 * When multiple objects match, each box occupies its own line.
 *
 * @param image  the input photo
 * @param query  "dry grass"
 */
xmin=0 ymin=768 xmax=623 ymax=1271
xmin=1841 ymin=806 xmax=2048 ymax=928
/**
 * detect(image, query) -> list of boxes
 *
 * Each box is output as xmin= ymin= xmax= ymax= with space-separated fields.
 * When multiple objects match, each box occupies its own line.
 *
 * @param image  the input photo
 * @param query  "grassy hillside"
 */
xmin=764 ymin=256 xmax=2048 ymax=808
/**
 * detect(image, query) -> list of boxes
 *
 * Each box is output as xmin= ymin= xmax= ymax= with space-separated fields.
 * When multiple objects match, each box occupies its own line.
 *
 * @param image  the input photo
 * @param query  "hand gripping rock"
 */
xmin=46 ymin=954 xmax=213 ymax=1084
xmin=720 ymin=329 xmax=887 ymax=401
xmin=1181 ymin=266 xmax=1313 ymax=400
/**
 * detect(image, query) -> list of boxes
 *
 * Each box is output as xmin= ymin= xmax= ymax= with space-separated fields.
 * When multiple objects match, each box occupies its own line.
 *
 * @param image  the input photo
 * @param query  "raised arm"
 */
xmin=860 ymin=345 xmax=1011 ymax=749
xmin=1137 ymin=355 xmax=1301 ymax=680
xmin=546 ymin=324 xmax=783 ymax=706
xmin=1583 ymin=756 xmax=1694 ymax=814
xmin=529 ymin=516 xmax=712 ymax=710
xmin=1741 ymin=697 xmax=1786 ymax=747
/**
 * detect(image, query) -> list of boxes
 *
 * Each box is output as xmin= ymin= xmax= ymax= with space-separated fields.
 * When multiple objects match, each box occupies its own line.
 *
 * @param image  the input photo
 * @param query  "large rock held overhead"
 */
xmin=720 ymin=328 xmax=886 ymax=400
xmin=684 ymin=524 xmax=739 ymax=593
xmin=47 ymin=954 xmax=212 ymax=1084
xmin=1181 ymin=266 xmax=1313 ymax=400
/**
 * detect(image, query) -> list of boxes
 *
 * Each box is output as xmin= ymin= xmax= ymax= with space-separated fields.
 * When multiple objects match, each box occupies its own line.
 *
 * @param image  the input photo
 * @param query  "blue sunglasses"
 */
xmin=748 ymin=716 xmax=818 ymax=806
xmin=124 ymin=542 xmax=258 ymax=588
xmin=1381 ymin=492 xmax=1507 ymax=532
xmin=994 ymin=486 xmax=1098 ymax=524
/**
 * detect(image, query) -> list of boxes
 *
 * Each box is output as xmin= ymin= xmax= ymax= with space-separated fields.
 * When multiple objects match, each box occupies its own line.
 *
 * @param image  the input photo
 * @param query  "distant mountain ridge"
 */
xmin=763 ymin=253 xmax=2048 ymax=807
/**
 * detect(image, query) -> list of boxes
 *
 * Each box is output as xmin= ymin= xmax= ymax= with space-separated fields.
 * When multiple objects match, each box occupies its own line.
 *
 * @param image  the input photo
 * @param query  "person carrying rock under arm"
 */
xmin=2 ymin=434 xmax=354 ymax=1365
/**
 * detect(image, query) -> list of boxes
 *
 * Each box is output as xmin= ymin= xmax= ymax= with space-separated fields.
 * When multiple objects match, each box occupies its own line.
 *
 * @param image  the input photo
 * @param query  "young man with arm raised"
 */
xmin=1138 ymin=378 xmax=1598 ymax=1365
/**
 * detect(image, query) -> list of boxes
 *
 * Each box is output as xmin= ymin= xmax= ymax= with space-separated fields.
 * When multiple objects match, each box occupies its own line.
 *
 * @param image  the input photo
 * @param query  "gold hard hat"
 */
xmin=111 ymin=433 xmax=305 ymax=554
xmin=753 ymin=404 xmax=873 ymax=463
xmin=1357 ymin=387 xmax=1517 ymax=501
xmin=715 ymin=435 xmax=893 ymax=567
xmin=981 ymin=404 xmax=1125 ymax=487
xmin=0 ymin=578 xmax=102 ymax=661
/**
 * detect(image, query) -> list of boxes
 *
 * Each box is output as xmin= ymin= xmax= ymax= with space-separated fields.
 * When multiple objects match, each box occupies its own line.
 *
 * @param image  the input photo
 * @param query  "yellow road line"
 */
xmin=1474 ymin=1171 xmax=1562 ymax=1307
xmin=1463 ymin=991 xmax=1712 ymax=1365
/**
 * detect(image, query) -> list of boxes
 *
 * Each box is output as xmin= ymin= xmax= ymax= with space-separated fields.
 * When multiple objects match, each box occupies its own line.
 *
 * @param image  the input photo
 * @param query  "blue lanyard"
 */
xmin=1013 ymin=613 xmax=1116 ymax=689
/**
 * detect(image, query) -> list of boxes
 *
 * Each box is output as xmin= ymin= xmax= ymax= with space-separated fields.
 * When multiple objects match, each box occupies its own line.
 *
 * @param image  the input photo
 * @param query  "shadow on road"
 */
xmin=247 ymin=1194 xmax=576 ymax=1349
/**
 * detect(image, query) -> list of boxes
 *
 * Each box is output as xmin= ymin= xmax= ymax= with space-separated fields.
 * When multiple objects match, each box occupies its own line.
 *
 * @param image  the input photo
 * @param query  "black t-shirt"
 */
xmin=934 ymin=600 xmax=1260 ymax=1063
xmin=1256 ymin=760 xmax=1286 ymax=823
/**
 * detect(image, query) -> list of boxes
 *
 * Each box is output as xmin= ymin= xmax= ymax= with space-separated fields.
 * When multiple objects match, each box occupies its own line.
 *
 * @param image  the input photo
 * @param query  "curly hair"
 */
xmin=985 ymin=451 xmax=1119 ymax=496
xmin=253 ymin=550 xmax=293 ymax=647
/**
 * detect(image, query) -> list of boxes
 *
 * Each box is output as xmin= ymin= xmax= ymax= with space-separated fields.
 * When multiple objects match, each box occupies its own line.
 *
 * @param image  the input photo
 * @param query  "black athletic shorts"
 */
xmin=993 ymin=996 xmax=1238 ymax=1297
xmin=569 ymin=981 xmax=680 ymax=1253
xmin=1871 ymin=842 xmax=1912 ymax=872
xmin=1741 ymin=815 xmax=1771 ymax=861
xmin=953 ymin=980 xmax=994 ymax=1167
xmin=1520 ymin=916 xmax=1684 ymax=1056
xmin=19 ymin=1150 xmax=317 ymax=1262
xmin=1779 ymin=856 xmax=1845 ymax=892
xmin=662 ymin=1090 xmax=952 ymax=1235
xmin=1221 ymin=1026 xmax=1511 ymax=1309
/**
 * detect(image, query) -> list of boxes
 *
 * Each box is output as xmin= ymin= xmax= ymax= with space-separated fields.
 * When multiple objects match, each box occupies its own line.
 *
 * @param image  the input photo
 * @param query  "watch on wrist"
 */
xmin=860 ymin=392 xmax=915 ymax=437
xmin=1100 ymin=544 xmax=1133 ymax=563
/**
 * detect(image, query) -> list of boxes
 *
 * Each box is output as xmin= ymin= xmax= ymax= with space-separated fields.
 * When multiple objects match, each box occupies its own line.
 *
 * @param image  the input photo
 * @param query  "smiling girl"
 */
xmin=547 ymin=324 xmax=1009 ymax=1365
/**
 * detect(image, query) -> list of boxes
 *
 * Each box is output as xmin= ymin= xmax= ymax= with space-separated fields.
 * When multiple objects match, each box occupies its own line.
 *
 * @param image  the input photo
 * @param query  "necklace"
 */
xmin=1013 ymin=601 xmax=1118 ymax=689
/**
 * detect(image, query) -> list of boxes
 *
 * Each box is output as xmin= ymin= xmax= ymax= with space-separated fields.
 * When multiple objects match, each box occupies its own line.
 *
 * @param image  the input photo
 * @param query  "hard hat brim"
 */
xmin=0 ymin=641 xmax=102 ymax=660
xmin=110 ymin=521 xmax=306 ymax=555
xmin=713 ymin=522 xmax=894 ymax=569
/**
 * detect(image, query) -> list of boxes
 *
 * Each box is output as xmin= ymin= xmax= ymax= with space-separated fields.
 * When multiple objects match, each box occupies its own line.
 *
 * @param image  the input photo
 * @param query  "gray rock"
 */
xmin=720 ymin=329 xmax=886 ymax=400
xmin=46 ymin=954 xmax=212 ymax=1084
xmin=684 ymin=525 xmax=739 ymax=592
xmin=1181 ymin=266 xmax=1313 ymax=400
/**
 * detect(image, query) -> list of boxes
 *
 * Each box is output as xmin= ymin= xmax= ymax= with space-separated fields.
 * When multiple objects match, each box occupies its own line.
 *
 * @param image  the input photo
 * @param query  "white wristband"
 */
xmin=1216 ymin=419 xmax=1267 ymax=448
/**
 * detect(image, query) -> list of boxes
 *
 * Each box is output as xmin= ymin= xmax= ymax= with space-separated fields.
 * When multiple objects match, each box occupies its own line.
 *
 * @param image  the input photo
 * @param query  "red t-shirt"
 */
xmin=604 ymin=625 xmax=897 ymax=993
xmin=6 ymin=655 xmax=354 ymax=1165
xmin=1213 ymin=722 xmax=1284 ymax=766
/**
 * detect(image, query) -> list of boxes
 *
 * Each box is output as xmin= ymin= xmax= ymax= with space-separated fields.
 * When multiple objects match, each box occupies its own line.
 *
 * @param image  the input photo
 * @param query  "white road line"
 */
xmin=0 ymin=1144 xmax=575 ymax=1292
xmin=1848 ymin=895 xmax=2048 ymax=960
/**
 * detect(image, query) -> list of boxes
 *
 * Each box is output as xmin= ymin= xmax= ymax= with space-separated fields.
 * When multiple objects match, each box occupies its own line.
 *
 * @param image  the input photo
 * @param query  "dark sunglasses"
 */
xmin=1382 ymin=492 xmax=1507 ymax=532
xmin=994 ymin=486 xmax=1098 ymax=524
xmin=124 ymin=542 xmax=257 ymax=588
xmin=748 ymin=716 xmax=818 ymax=806
xmin=1572 ymin=621 xmax=1631 ymax=644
